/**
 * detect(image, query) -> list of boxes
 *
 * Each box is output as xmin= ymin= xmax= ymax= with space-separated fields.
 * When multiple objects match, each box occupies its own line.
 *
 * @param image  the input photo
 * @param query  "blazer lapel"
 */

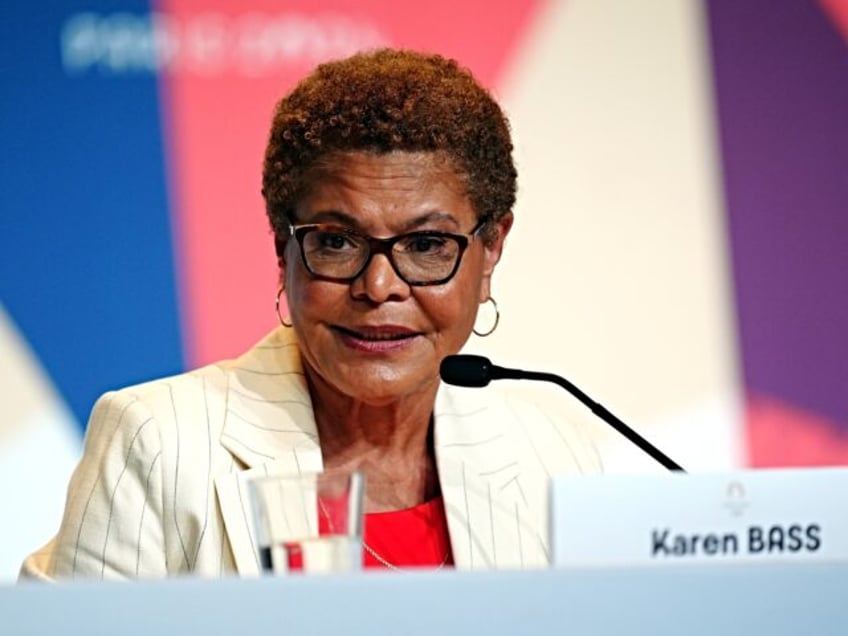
xmin=435 ymin=385 xmax=550 ymax=570
xmin=213 ymin=329 xmax=323 ymax=576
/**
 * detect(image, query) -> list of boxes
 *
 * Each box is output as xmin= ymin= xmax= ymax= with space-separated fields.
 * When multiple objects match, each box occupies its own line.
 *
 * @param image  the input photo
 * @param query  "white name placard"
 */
xmin=551 ymin=467 xmax=848 ymax=568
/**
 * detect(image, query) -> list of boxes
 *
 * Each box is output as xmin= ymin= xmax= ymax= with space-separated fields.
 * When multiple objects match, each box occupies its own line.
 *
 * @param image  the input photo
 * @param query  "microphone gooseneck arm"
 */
xmin=502 ymin=366 xmax=684 ymax=472
xmin=441 ymin=355 xmax=685 ymax=472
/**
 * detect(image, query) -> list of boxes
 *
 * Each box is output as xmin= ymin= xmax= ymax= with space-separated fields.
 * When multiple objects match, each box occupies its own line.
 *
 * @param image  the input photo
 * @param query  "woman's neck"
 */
xmin=303 ymin=365 xmax=441 ymax=512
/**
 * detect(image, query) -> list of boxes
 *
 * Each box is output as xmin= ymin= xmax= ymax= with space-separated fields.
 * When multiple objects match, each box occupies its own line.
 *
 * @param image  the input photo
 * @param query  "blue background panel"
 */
xmin=1 ymin=1 xmax=184 ymax=431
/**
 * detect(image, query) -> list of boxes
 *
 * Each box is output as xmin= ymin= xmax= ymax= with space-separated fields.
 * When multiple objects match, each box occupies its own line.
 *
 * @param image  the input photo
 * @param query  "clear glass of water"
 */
xmin=249 ymin=470 xmax=365 ymax=575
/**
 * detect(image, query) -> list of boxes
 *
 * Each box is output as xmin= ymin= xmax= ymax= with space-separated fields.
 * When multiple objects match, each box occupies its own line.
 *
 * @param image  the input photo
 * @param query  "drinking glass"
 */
xmin=249 ymin=470 xmax=365 ymax=575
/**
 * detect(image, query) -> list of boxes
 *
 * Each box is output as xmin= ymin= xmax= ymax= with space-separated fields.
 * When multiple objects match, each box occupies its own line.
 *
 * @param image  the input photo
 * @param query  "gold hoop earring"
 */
xmin=275 ymin=288 xmax=293 ymax=328
xmin=473 ymin=296 xmax=499 ymax=337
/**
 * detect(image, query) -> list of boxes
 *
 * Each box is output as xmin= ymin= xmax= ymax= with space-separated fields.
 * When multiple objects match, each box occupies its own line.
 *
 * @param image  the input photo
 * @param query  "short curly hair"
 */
xmin=261 ymin=48 xmax=517 ymax=245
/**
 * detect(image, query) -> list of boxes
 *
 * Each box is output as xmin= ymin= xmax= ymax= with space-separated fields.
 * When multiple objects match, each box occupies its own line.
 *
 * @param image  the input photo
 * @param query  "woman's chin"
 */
xmin=331 ymin=368 xmax=438 ymax=406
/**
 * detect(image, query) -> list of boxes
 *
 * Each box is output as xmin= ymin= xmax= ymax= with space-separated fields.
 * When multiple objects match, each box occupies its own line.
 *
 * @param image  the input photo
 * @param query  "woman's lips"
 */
xmin=333 ymin=325 xmax=420 ymax=352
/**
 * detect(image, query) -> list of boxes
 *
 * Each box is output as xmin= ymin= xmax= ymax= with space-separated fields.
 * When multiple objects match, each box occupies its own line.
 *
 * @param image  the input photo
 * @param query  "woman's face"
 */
xmin=281 ymin=151 xmax=512 ymax=406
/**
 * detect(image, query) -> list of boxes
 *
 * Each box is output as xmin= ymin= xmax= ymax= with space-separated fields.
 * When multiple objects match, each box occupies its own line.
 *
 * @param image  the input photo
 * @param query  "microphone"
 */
xmin=440 ymin=354 xmax=685 ymax=472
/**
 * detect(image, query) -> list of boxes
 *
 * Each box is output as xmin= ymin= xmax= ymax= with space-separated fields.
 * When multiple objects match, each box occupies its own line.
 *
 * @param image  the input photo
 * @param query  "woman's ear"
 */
xmin=275 ymin=235 xmax=289 ymax=286
xmin=479 ymin=212 xmax=513 ymax=302
xmin=482 ymin=212 xmax=514 ymax=275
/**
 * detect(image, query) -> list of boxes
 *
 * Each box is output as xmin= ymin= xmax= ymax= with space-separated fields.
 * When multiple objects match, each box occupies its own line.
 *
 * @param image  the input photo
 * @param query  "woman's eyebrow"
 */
xmin=302 ymin=210 xmax=461 ymax=233
xmin=299 ymin=210 xmax=358 ymax=226
xmin=400 ymin=212 xmax=460 ymax=232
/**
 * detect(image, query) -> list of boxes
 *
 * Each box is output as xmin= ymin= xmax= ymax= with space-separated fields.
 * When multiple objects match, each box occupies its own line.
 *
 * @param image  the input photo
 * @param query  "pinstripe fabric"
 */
xmin=20 ymin=327 xmax=600 ymax=580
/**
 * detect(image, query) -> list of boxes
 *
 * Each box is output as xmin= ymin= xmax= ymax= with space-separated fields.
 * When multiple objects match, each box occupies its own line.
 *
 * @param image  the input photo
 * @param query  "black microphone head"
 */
xmin=440 ymin=354 xmax=493 ymax=387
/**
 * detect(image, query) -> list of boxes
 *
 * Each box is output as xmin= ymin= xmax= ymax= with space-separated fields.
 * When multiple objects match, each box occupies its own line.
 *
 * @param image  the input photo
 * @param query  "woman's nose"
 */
xmin=349 ymin=252 xmax=411 ymax=303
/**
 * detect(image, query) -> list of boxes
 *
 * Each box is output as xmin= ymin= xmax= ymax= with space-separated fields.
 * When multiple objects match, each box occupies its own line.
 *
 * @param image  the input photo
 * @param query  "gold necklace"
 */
xmin=362 ymin=539 xmax=450 ymax=572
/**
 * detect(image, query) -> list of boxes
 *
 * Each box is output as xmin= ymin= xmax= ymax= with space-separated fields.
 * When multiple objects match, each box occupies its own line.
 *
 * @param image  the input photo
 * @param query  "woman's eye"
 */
xmin=316 ymin=232 xmax=354 ymax=250
xmin=404 ymin=235 xmax=447 ymax=253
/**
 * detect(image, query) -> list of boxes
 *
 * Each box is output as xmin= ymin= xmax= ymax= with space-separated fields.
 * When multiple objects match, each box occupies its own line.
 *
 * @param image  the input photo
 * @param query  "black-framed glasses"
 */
xmin=279 ymin=216 xmax=489 ymax=286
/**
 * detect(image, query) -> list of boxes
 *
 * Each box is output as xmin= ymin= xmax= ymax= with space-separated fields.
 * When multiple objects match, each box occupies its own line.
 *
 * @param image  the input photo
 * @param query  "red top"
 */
xmin=363 ymin=496 xmax=454 ymax=570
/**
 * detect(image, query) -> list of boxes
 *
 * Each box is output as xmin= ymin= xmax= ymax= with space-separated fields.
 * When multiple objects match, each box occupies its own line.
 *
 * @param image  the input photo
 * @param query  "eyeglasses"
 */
xmin=279 ymin=216 xmax=489 ymax=286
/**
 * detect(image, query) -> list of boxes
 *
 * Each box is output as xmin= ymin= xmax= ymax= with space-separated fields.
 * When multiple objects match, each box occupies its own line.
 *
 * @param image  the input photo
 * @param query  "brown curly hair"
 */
xmin=261 ymin=48 xmax=516 ymax=246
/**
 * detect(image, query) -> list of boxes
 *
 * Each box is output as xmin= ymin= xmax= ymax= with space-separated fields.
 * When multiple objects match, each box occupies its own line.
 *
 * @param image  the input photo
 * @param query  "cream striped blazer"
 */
xmin=21 ymin=327 xmax=601 ymax=580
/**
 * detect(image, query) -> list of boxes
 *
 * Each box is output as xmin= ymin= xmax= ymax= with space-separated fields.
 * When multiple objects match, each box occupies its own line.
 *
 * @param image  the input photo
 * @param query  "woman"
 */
xmin=22 ymin=49 xmax=600 ymax=579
